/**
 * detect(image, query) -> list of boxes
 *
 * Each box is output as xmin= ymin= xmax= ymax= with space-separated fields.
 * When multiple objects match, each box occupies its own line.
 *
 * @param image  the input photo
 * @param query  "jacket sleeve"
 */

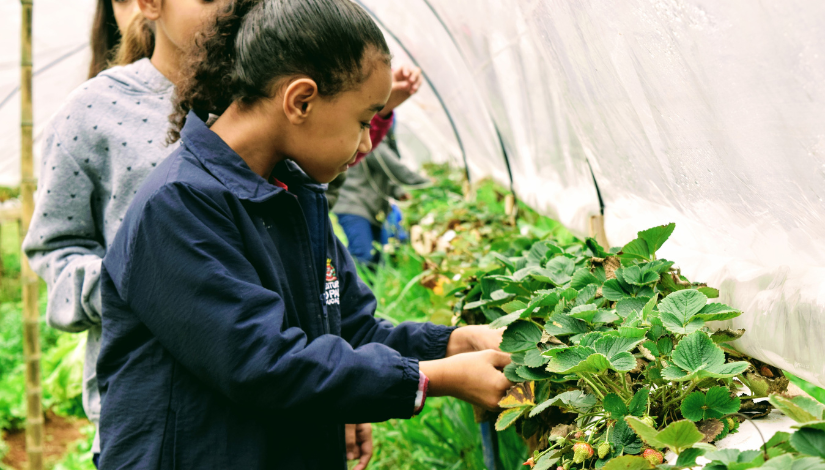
xmin=110 ymin=183 xmax=420 ymax=423
xmin=22 ymin=123 xmax=104 ymax=332
xmin=334 ymin=234 xmax=455 ymax=361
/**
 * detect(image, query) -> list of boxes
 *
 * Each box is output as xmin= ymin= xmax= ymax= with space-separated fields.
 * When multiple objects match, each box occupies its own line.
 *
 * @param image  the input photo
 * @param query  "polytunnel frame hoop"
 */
xmin=420 ymin=0 xmax=518 ymax=201
xmin=354 ymin=0 xmax=472 ymax=184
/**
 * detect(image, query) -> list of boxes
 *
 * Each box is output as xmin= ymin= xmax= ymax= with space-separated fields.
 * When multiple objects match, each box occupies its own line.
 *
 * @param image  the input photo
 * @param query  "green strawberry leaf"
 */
xmin=790 ymin=428 xmax=825 ymax=458
xmin=697 ymin=286 xmax=720 ymax=298
xmin=604 ymin=393 xmax=629 ymax=419
xmin=516 ymin=366 xmax=557 ymax=381
xmin=523 ymin=348 xmax=549 ymax=368
xmin=544 ymin=314 xmax=588 ymax=336
xmin=610 ymin=419 xmax=644 ymax=455
xmin=574 ymin=284 xmax=599 ymax=307
xmin=503 ymin=362 xmax=525 ymax=382
xmin=617 ymin=297 xmax=652 ymax=319
xmin=529 ymin=390 xmax=597 ymax=417
xmin=489 ymin=311 xmax=521 ymax=329
xmin=623 ymin=265 xmax=660 ymax=286
xmin=542 ymin=257 xmax=576 ymax=285
xmin=661 ymin=331 xmax=749 ymax=381
xmin=638 ymin=223 xmax=676 ymax=256
xmin=586 ymin=238 xmax=610 ymax=258
xmin=593 ymin=335 xmax=646 ymax=357
xmin=602 ymin=456 xmax=654 ymax=470
xmin=603 ymin=279 xmax=632 ymax=301
xmin=545 ymin=346 xmax=637 ymax=374
xmin=659 ymin=289 xmax=708 ymax=334
xmin=569 ymin=303 xmax=600 ymax=323
xmin=695 ymin=303 xmax=741 ymax=322
xmin=656 ymin=337 xmax=673 ymax=356
xmin=495 ymin=406 xmax=527 ymax=431
xmin=790 ymin=457 xmax=825 ymax=470
xmin=768 ymin=395 xmax=825 ymax=424
xmin=681 ymin=386 xmax=741 ymax=422
xmin=622 ymin=238 xmax=650 ymax=260
xmin=624 ymin=416 xmax=666 ymax=448
xmin=491 ymin=252 xmax=516 ymax=271
xmin=571 ymin=268 xmax=600 ymax=290
xmin=502 ymin=299 xmax=529 ymax=314
xmin=625 ymin=416 xmax=704 ymax=453
xmin=710 ymin=328 xmax=746 ymax=343
xmin=500 ymin=321 xmax=543 ymax=352
xmin=594 ymin=310 xmax=621 ymax=324
xmin=676 ymin=448 xmax=706 ymax=467
xmin=628 ymin=388 xmax=650 ymax=417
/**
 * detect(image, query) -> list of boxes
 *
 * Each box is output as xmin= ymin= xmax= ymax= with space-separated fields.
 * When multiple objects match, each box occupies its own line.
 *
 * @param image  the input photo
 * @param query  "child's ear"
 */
xmin=283 ymin=79 xmax=319 ymax=125
xmin=137 ymin=0 xmax=161 ymax=21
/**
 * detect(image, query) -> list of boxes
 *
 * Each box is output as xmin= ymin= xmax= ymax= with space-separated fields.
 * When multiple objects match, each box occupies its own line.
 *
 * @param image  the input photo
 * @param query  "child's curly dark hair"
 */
xmin=168 ymin=0 xmax=391 ymax=144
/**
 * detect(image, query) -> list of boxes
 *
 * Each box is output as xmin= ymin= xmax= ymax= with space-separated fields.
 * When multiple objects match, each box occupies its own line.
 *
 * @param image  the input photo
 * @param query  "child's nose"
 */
xmin=358 ymin=128 xmax=373 ymax=154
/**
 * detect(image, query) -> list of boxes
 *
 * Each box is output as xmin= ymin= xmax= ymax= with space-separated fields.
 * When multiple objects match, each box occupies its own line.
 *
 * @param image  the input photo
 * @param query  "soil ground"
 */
xmin=2 ymin=413 xmax=90 ymax=469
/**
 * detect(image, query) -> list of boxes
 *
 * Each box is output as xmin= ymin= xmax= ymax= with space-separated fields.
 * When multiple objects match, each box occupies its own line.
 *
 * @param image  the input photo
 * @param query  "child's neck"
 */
xmin=210 ymin=102 xmax=286 ymax=181
xmin=150 ymin=32 xmax=184 ymax=86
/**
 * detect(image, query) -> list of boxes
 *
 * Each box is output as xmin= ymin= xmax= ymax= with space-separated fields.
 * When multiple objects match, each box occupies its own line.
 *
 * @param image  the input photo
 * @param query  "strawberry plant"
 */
xmin=452 ymin=223 xmax=825 ymax=469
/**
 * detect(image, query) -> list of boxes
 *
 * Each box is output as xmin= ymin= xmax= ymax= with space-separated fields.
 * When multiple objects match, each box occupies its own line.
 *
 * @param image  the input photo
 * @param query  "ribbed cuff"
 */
xmin=422 ymin=325 xmax=458 ymax=361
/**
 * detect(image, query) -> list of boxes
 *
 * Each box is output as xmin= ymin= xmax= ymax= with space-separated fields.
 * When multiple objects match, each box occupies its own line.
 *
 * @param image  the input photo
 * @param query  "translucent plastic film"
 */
xmin=368 ymin=1 xmax=825 ymax=387
xmin=0 ymin=0 xmax=96 ymax=187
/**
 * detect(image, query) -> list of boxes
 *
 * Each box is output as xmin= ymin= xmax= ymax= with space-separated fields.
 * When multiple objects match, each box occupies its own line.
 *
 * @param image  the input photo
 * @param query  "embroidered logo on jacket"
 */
xmin=324 ymin=258 xmax=339 ymax=305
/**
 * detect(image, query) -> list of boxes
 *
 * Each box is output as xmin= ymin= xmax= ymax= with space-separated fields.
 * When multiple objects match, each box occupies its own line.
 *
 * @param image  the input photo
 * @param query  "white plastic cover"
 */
xmin=0 ymin=0 xmax=95 ymax=187
xmin=363 ymin=0 xmax=825 ymax=388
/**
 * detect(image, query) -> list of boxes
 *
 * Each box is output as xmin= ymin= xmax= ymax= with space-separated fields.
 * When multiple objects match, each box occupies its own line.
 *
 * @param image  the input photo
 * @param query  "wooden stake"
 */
xmin=20 ymin=1 xmax=44 ymax=469
xmin=589 ymin=214 xmax=610 ymax=249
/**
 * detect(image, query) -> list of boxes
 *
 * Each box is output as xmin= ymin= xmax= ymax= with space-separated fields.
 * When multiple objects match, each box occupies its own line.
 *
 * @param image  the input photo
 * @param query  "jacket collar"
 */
xmin=180 ymin=111 xmax=287 ymax=203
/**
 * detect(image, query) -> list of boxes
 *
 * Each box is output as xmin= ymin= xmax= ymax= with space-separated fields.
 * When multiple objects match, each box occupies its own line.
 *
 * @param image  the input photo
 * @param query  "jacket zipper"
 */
xmin=284 ymin=192 xmax=329 ymax=336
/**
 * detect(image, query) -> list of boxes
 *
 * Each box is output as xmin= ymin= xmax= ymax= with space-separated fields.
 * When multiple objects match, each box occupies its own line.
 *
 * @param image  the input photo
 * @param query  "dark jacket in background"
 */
xmin=97 ymin=112 xmax=454 ymax=470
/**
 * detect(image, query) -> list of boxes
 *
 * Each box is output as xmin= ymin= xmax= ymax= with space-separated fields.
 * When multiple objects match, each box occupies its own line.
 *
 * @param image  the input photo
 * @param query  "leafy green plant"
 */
xmin=452 ymin=223 xmax=817 ymax=469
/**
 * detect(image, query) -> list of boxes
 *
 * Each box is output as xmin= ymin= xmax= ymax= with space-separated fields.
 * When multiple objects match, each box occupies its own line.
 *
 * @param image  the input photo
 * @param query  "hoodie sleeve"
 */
xmin=334 ymin=234 xmax=456 ymax=361
xmin=109 ymin=183 xmax=421 ymax=423
xmin=22 ymin=123 xmax=104 ymax=332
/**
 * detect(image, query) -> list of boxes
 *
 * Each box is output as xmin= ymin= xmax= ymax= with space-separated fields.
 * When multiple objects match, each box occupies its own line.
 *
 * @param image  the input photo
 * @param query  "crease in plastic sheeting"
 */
xmin=420 ymin=0 xmax=600 ymax=236
xmin=359 ymin=0 xmax=510 ymax=187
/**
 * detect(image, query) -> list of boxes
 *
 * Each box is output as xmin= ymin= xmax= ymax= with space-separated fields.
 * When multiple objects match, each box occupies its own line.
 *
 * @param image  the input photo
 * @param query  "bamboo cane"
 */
xmin=20 ymin=0 xmax=44 ymax=469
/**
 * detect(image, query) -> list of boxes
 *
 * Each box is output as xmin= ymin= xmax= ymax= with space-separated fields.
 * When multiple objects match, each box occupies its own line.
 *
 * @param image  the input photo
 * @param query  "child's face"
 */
xmin=146 ymin=0 xmax=227 ymax=52
xmin=289 ymin=59 xmax=393 ymax=184
xmin=112 ymin=0 xmax=140 ymax=34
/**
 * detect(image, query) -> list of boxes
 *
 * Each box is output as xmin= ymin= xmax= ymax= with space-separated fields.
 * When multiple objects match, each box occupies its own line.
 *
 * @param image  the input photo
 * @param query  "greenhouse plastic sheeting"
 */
xmin=0 ymin=0 xmax=95 ymax=187
xmin=365 ymin=0 xmax=825 ymax=388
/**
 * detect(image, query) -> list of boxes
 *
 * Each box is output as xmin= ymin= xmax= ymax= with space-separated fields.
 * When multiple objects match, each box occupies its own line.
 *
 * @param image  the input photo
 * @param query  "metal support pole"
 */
xmin=20 ymin=0 xmax=44 ymax=469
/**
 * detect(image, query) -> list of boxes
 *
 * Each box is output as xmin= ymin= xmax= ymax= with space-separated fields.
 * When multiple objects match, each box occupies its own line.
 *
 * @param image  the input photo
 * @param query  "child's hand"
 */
xmin=345 ymin=423 xmax=373 ymax=470
xmin=445 ymin=325 xmax=505 ymax=356
xmin=420 ymin=350 xmax=513 ymax=411
xmin=378 ymin=65 xmax=423 ymax=118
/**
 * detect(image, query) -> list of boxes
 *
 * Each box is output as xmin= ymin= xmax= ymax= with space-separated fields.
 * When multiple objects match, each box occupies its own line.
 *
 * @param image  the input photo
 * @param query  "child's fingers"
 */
xmin=345 ymin=423 xmax=360 ymax=460
xmin=353 ymin=424 xmax=373 ymax=470
xmin=487 ymin=350 xmax=512 ymax=370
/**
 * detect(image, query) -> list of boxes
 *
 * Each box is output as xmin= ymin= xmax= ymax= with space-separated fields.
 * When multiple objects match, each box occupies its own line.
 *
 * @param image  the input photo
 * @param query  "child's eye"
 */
xmin=360 ymin=122 xmax=372 ymax=130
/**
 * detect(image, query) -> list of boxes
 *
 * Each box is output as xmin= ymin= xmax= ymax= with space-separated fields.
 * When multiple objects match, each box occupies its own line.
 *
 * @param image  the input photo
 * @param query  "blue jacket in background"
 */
xmin=97 ymin=112 xmax=455 ymax=469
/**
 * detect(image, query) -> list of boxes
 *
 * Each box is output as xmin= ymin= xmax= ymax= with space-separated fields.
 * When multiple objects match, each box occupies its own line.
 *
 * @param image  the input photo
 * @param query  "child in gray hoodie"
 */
xmin=24 ymin=55 xmax=175 ymax=455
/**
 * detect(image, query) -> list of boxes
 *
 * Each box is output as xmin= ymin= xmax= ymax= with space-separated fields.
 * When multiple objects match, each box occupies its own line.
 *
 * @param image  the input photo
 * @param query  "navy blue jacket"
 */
xmin=97 ymin=112 xmax=455 ymax=469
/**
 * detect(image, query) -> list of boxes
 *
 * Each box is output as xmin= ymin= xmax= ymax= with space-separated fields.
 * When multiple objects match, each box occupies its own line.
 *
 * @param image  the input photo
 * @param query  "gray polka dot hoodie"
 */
xmin=22 ymin=58 xmax=175 ymax=452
